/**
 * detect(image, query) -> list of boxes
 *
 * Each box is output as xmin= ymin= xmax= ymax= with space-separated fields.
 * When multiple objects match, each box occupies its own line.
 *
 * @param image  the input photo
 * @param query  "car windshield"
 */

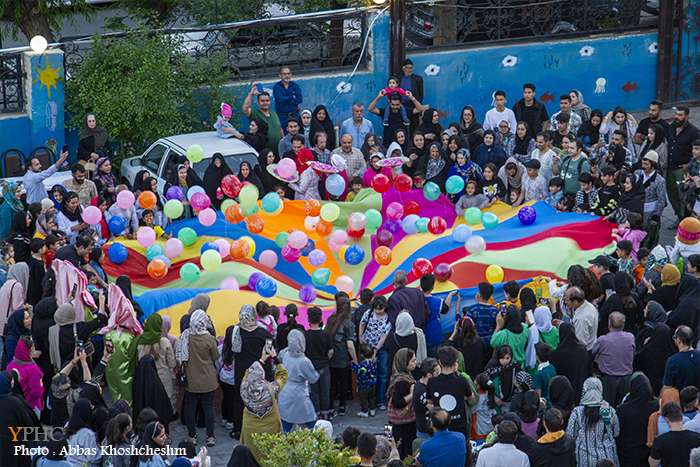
xmin=191 ymin=153 xmax=259 ymax=177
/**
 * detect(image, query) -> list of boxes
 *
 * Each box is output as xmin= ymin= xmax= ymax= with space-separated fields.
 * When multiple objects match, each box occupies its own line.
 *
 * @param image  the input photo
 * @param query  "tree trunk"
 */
xmin=327 ymin=0 xmax=346 ymax=67
xmin=15 ymin=0 xmax=56 ymax=42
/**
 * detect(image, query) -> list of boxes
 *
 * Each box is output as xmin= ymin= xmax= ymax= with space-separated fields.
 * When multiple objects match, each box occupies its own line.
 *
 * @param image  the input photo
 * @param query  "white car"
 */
xmin=120 ymin=132 xmax=259 ymax=195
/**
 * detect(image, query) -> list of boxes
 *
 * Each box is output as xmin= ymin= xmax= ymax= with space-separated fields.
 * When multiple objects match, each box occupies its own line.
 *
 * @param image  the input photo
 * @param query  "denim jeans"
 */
xmin=310 ymin=365 xmax=331 ymax=414
xmin=376 ymin=348 xmax=390 ymax=405
xmin=281 ymin=420 xmax=316 ymax=433
xmin=184 ymin=390 xmax=215 ymax=438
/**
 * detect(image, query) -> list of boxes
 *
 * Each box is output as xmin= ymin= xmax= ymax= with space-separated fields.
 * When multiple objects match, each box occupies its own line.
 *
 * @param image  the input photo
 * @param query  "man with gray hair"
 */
xmin=340 ymin=103 xmax=374 ymax=147
xmin=476 ymin=420 xmax=530 ymax=467
xmin=565 ymin=286 xmax=598 ymax=351
xmin=387 ymin=270 xmax=428 ymax=328
xmin=592 ymin=312 xmax=635 ymax=405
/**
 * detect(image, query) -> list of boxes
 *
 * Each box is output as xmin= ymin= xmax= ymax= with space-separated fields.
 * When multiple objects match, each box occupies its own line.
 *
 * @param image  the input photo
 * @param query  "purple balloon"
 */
xmin=299 ymin=284 xmax=317 ymax=303
xmin=166 ymin=186 xmax=185 ymax=201
xmin=518 ymin=206 xmax=537 ymax=226
xmin=383 ymin=219 xmax=402 ymax=234
xmin=248 ymin=272 xmax=264 ymax=290
xmin=376 ymin=229 xmax=393 ymax=247
xmin=308 ymin=249 xmax=327 ymax=267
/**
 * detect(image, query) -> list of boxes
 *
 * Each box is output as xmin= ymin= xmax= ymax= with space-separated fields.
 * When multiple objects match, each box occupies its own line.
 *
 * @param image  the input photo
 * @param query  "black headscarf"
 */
xmin=11 ymin=210 xmax=35 ymax=238
xmin=418 ymin=108 xmax=443 ymax=142
xmin=616 ymin=372 xmax=657 ymax=466
xmin=619 ymin=173 xmax=645 ymax=215
xmin=116 ymin=275 xmax=143 ymax=319
xmin=550 ymin=323 xmax=589 ymax=401
xmin=309 ymin=105 xmax=336 ymax=150
xmin=519 ymin=288 xmax=537 ymax=315
xmin=635 ymin=302 xmax=675 ymax=394
xmin=227 ymin=445 xmax=261 ymax=467
xmin=513 ymin=124 xmax=533 ymax=156
xmin=4 ymin=309 xmax=29 ymax=340
xmin=133 ymin=170 xmax=151 ymax=193
xmin=143 ymin=177 xmax=163 ymax=210
xmin=66 ymin=399 xmax=94 ymax=436
xmin=503 ymin=305 xmax=523 ymax=334
xmin=203 ymin=153 xmax=233 ymax=207
xmin=256 ymin=150 xmax=279 ymax=194
xmin=577 ymin=109 xmax=603 ymax=143
xmin=548 ymin=375 xmax=575 ymax=415
xmin=60 ymin=193 xmax=82 ymax=223
xmin=79 ymin=382 xmax=106 ymax=409
xmin=133 ymin=355 xmax=174 ymax=424
xmin=245 ymin=119 xmax=268 ymax=153
xmin=238 ymin=161 xmax=264 ymax=196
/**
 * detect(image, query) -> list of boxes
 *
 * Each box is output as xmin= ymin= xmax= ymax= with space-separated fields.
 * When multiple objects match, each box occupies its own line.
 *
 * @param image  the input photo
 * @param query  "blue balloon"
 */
xmin=255 ymin=277 xmax=277 ymax=298
xmin=261 ymin=192 xmax=281 ymax=213
xmin=383 ymin=219 xmax=401 ymax=234
xmin=146 ymin=244 xmax=164 ymax=261
xmin=452 ymin=224 xmax=473 ymax=243
xmin=107 ymin=243 xmax=128 ymax=264
xmin=518 ymin=206 xmax=537 ymax=226
xmin=200 ymin=242 xmax=219 ymax=255
xmin=108 ymin=216 xmax=127 ymax=235
xmin=401 ymin=214 xmax=420 ymax=234
xmin=325 ymin=173 xmax=346 ymax=197
xmin=312 ymin=268 xmax=331 ymax=287
xmin=344 ymin=244 xmax=365 ymax=265
xmin=301 ymin=239 xmax=315 ymax=256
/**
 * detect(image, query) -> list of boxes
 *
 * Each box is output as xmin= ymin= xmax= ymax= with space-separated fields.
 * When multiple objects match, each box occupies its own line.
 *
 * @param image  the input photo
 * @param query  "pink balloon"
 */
xmin=335 ymin=275 xmax=354 ymax=294
xmin=136 ymin=227 xmax=156 ymax=248
xmin=288 ymin=230 xmax=308 ymax=249
xmin=308 ymin=249 xmax=326 ymax=266
xmin=164 ymin=238 xmax=184 ymax=258
xmin=277 ymin=158 xmax=296 ymax=178
xmin=214 ymin=238 xmax=231 ymax=258
xmin=198 ymin=208 xmax=217 ymax=226
xmin=259 ymin=249 xmax=278 ymax=268
xmin=190 ymin=192 xmax=211 ymax=211
xmin=281 ymin=245 xmax=302 ymax=262
xmin=328 ymin=241 xmax=343 ymax=253
xmin=385 ymin=202 xmax=404 ymax=220
xmin=329 ymin=230 xmax=348 ymax=245
xmin=81 ymin=205 xmax=102 ymax=225
xmin=116 ymin=190 xmax=135 ymax=210
xmin=220 ymin=277 xmax=240 ymax=291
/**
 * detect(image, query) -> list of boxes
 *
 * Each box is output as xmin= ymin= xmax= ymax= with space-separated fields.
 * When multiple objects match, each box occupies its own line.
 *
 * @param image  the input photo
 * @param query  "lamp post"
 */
xmin=388 ymin=0 xmax=406 ymax=77
xmin=30 ymin=35 xmax=48 ymax=55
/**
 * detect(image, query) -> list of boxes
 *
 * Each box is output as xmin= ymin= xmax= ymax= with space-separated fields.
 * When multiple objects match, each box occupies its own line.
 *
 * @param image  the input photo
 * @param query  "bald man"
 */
xmin=592 ymin=311 xmax=635 ymax=405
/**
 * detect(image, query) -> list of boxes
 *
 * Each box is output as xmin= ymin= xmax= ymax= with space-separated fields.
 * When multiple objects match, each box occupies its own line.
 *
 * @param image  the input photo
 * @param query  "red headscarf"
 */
xmin=295 ymin=148 xmax=315 ymax=174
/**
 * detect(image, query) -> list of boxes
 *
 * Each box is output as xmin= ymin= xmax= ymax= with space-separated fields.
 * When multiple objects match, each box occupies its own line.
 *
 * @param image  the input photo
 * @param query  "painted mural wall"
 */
xmin=674 ymin=0 xmax=700 ymax=101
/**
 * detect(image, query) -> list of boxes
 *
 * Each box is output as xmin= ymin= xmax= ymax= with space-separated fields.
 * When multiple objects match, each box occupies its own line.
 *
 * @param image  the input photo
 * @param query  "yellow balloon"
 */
xmin=338 ymin=245 xmax=348 ymax=261
xmin=485 ymin=264 xmax=504 ymax=284
xmin=240 ymin=236 xmax=256 ymax=258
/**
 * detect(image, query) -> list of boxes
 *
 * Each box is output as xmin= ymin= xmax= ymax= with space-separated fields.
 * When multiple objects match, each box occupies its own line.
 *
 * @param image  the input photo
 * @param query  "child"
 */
xmin=214 ymin=102 xmax=240 ymax=139
xmin=454 ymin=180 xmax=489 ymax=216
xmin=532 ymin=342 xmax=556 ymax=402
xmin=508 ymin=187 xmax=523 ymax=207
xmin=140 ymin=209 xmax=170 ymax=240
xmin=545 ymin=177 xmax=564 ymax=209
xmin=276 ymin=303 xmax=304 ymax=350
xmin=575 ymin=172 xmax=597 ymax=212
xmin=255 ymin=301 xmax=277 ymax=338
xmin=351 ymin=343 xmax=378 ymax=417
xmin=43 ymin=234 xmax=61 ymax=268
xmin=382 ymin=77 xmax=410 ymax=126
xmin=556 ymin=192 xmax=576 ymax=212
xmin=481 ymin=163 xmax=506 ymax=205
xmin=521 ymin=159 xmax=547 ymax=202
xmin=6 ymin=336 xmax=44 ymax=416
xmin=413 ymin=172 xmax=425 ymax=190
xmin=274 ymin=185 xmax=288 ymax=201
xmin=616 ymin=239 xmax=635 ymax=275
xmin=485 ymin=345 xmax=521 ymax=408
xmin=612 ymin=212 xmax=646 ymax=261
xmin=633 ymin=247 xmax=650 ymax=283
xmin=472 ymin=373 xmax=500 ymax=441
xmin=345 ymin=176 xmax=364 ymax=202
xmin=591 ymin=166 xmax=620 ymax=216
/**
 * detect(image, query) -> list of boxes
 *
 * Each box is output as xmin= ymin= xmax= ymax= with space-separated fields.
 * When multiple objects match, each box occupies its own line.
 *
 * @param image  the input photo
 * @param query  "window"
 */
xmin=142 ymin=143 xmax=168 ymax=173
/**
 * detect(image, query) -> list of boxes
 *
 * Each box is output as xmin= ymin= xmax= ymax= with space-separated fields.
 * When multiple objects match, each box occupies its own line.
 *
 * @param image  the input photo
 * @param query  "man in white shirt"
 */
xmin=530 ymin=131 xmax=559 ymax=183
xmin=483 ymin=90 xmax=517 ymax=132
xmin=476 ymin=420 xmax=530 ymax=467
xmin=566 ymin=286 xmax=598 ymax=350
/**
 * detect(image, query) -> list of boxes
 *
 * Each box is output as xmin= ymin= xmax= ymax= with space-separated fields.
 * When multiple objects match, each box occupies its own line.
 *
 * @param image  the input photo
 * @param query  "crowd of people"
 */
xmin=1 ymin=61 xmax=700 ymax=466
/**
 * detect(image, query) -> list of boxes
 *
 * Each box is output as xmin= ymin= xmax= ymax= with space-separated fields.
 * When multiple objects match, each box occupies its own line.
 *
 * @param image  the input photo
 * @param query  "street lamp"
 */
xmin=373 ymin=0 xmax=388 ymax=4
xmin=30 ymin=35 xmax=48 ymax=54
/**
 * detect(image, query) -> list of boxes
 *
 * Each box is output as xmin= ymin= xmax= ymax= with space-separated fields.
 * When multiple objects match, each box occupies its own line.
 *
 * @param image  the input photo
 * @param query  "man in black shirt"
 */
xmin=549 ymin=113 xmax=575 ymax=150
xmin=667 ymin=106 xmax=700 ymax=221
xmin=513 ymin=83 xmax=549 ymax=138
xmin=26 ymin=238 xmax=47 ymax=306
xmin=368 ymin=89 xmax=427 ymax=145
xmin=55 ymin=234 xmax=93 ymax=268
xmin=427 ymin=346 xmax=475 ymax=438
xmin=635 ymin=100 xmax=670 ymax=144
xmin=649 ymin=402 xmax=700 ymax=467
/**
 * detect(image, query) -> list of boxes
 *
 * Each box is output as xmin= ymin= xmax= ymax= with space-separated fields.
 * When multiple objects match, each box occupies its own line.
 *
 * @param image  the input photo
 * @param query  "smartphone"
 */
xmin=61 ymin=144 xmax=68 ymax=153
xmin=70 ymin=283 xmax=78 ymax=299
xmin=83 ymin=341 xmax=95 ymax=357
xmin=256 ymin=83 xmax=264 ymax=94
xmin=384 ymin=425 xmax=393 ymax=439
xmin=265 ymin=338 xmax=273 ymax=354
xmin=105 ymin=339 xmax=114 ymax=354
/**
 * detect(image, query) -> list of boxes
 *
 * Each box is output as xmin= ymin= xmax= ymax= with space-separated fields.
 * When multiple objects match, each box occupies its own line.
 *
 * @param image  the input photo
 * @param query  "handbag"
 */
xmin=219 ymin=363 xmax=235 ymax=386
xmin=175 ymin=362 xmax=188 ymax=387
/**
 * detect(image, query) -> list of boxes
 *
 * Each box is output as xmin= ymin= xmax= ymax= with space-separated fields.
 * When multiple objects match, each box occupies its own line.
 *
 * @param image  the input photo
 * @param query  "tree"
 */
xmin=253 ymin=429 xmax=355 ymax=467
xmin=0 ymin=0 xmax=91 ymax=42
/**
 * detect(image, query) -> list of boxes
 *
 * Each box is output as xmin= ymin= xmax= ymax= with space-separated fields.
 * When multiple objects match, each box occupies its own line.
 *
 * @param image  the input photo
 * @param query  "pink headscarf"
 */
xmin=100 ymin=283 xmax=143 ymax=336
xmin=220 ymin=102 xmax=232 ymax=119
xmin=7 ymin=339 xmax=44 ymax=411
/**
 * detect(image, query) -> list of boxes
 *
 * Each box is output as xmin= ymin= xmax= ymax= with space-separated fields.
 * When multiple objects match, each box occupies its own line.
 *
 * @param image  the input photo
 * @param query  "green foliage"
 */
xmin=111 ymin=0 xmax=268 ymax=28
xmin=65 ymin=33 xmax=234 ymax=164
xmin=0 ymin=0 xmax=91 ymax=41
xmin=253 ymin=428 xmax=356 ymax=467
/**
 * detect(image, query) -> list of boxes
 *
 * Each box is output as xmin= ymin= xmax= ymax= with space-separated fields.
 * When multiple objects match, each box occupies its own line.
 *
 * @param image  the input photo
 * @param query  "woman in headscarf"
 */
xmin=387 ymin=347 xmax=417 ymax=459
xmin=92 ymin=156 xmax=117 ymax=203
xmin=32 ymin=272 xmax=57 ymax=412
xmin=634 ymin=300 xmax=674 ymax=394
xmin=382 ymin=311 xmax=427 ymax=369
xmin=394 ymin=128 xmax=409 ymax=154
xmin=278 ymin=329 xmax=319 ymax=432
xmin=602 ymin=107 xmax=638 ymax=160
xmin=474 ymin=130 xmax=507 ymax=170
xmin=566 ymin=377 xmax=620 ymax=467
xmin=511 ymin=122 xmax=536 ymax=164
xmin=458 ymin=105 xmax=484 ymax=156
xmin=490 ymin=305 xmax=529 ymax=369
xmin=418 ymin=108 xmax=443 ymax=145
xmin=300 ymin=109 xmax=312 ymax=140
xmin=176 ymin=308 xmax=219 ymax=446
xmin=227 ymin=445 xmax=261 ymax=467
xmin=549 ymin=375 xmax=575 ymax=424
xmin=3 ymin=308 xmax=31 ymax=363
xmin=65 ymin=398 xmax=102 ymax=466
xmin=362 ymin=151 xmax=393 ymax=188
xmin=447 ymin=148 xmax=482 ymax=199
xmin=132 ymin=169 xmax=151 ymax=194
xmin=0 ymin=372 xmax=39 ymax=467
xmin=161 ymin=315 xmax=176 ymax=347
xmin=419 ymin=142 xmax=450 ymax=191
xmin=0 ymin=182 xmax=25 ymax=239
xmin=598 ymin=271 xmax=642 ymax=336
xmin=647 ymin=387 xmax=684 ymax=447
xmin=164 ymin=164 xmax=195 ymax=220
xmin=136 ymin=313 xmax=176 ymax=409
xmin=6 ymin=337 xmax=42 ymax=415
xmin=77 ymin=113 xmax=109 ymax=161
xmin=616 ymin=372 xmax=657 ymax=466
xmin=287 ymin=160 xmax=320 ymax=200
xmin=550 ymin=323 xmax=589 ymax=402
xmin=116 ymin=275 xmax=143 ymax=320
xmin=533 ymin=306 xmax=559 ymax=349
xmin=237 ymin=118 xmax=268 ymax=154
xmin=133 ymin=354 xmax=174 ymax=432
xmin=56 ymin=191 xmax=88 ymax=244
xmin=309 ymin=105 xmax=336 ymax=151
xmin=497 ymin=157 xmax=525 ymax=206
xmin=49 ymin=184 xmax=67 ymax=211
xmin=10 ymin=210 xmax=35 ymax=262
xmin=361 ymin=133 xmax=382 ymax=161
xmin=570 ymin=90 xmax=592 ymax=123
xmin=577 ymin=109 xmax=605 ymax=159
xmin=180 ymin=293 xmax=212 ymax=334
xmin=202 ymin=153 xmax=233 ymax=209
xmin=0 ymin=262 xmax=28 ymax=335
xmin=256 ymin=149 xmax=279 ymax=194
xmin=639 ymin=123 xmax=668 ymax=171
xmin=240 ymin=360 xmax=289 ymax=464
xmin=448 ymin=315 xmax=484 ymax=378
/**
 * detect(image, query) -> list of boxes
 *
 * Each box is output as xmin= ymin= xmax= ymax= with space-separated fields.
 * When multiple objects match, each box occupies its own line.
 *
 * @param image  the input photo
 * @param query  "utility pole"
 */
xmin=390 ymin=0 xmax=406 ymax=76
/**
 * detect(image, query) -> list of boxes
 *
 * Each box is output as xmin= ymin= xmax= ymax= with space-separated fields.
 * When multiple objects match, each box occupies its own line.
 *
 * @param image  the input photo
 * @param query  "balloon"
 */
xmin=482 ymin=212 xmax=499 ymax=229
xmin=190 ymin=192 xmax=211 ymax=211
xmin=230 ymin=240 xmax=250 ymax=260
xmin=348 ymin=212 xmax=367 ymax=231
xmin=179 ymin=263 xmax=201 ymax=283
xmin=153 ymin=255 xmax=171 ymax=268
xmin=248 ymin=272 xmax=264 ymax=290
xmin=445 ymin=175 xmax=465 ymax=195
xmin=220 ymin=199 xmax=237 ymax=214
xmin=316 ymin=219 xmax=333 ymax=237
xmin=146 ymin=244 xmax=163 ymax=261
xmin=81 ymin=206 xmax=101 ymax=225
xmin=220 ymin=277 xmax=239 ymax=290
xmin=364 ymin=209 xmax=382 ymax=233
xmin=221 ymin=175 xmax=242 ymax=198
xmin=452 ymin=224 xmax=473 ymax=243
xmin=374 ymin=246 xmax=392 ymax=265
xmin=165 ymin=186 xmax=184 ymax=201
xmin=428 ymin=216 xmax=447 ymax=235
xmin=198 ymin=208 xmax=217 ymax=227
xmin=304 ymin=199 xmax=321 ymax=216
xmin=308 ymin=249 xmax=327 ymax=267
xmin=147 ymin=259 xmax=168 ymax=279
xmin=303 ymin=216 xmax=320 ymax=232
xmin=164 ymin=238 xmax=183 ymax=259
xmin=116 ymin=190 xmax=135 ymax=210
xmin=216 ymin=187 xmax=224 ymax=200
xmin=239 ymin=184 xmax=259 ymax=207
xmin=136 ymin=227 xmax=156 ymax=248
xmin=200 ymin=249 xmax=222 ymax=271
xmin=177 ymin=227 xmax=197 ymax=246
xmin=187 ymin=185 xmax=205 ymax=201
xmin=108 ymin=216 xmax=127 ymax=236
xmin=415 ymin=217 xmax=429 ymax=233
xmin=401 ymin=214 xmax=420 ymax=234
xmin=277 ymin=158 xmax=296 ymax=178
xmin=346 ymin=227 xmax=365 ymax=240
xmin=344 ymin=244 xmax=365 ymax=265
xmin=330 ymin=230 xmax=348 ymax=245
xmin=261 ymin=192 xmax=282 ymax=213
xmin=376 ymin=229 xmax=393 ymax=247
xmin=138 ymin=191 xmax=157 ymax=209
xmin=412 ymin=258 xmax=434 ymax=278
xmin=225 ymin=204 xmax=245 ymax=224
xmin=404 ymin=201 xmax=420 ymax=216
xmin=335 ymin=275 xmax=354 ymax=294
xmin=300 ymin=239 xmax=315 ymax=256
xmin=518 ymin=206 xmax=537 ymax=225
xmin=385 ymin=202 xmax=404 ymax=221
xmin=299 ymin=284 xmax=317 ymax=303
xmin=465 ymin=235 xmax=486 ymax=254
xmin=256 ymin=277 xmax=277 ymax=298
xmin=240 ymin=236 xmax=256 ymax=258
xmin=485 ymin=264 xmax=505 ymax=284
xmin=320 ymin=204 xmax=340 ymax=223
xmin=214 ymin=238 xmax=231 ymax=258
xmin=259 ymin=250 xmax=278 ymax=268
xmin=383 ymin=219 xmax=401 ymax=234
xmin=281 ymin=245 xmax=301 ymax=262
xmin=246 ymin=214 xmax=264 ymax=234
xmin=312 ymin=268 xmax=331 ymax=287
xmin=186 ymin=144 xmax=204 ymax=163
xmin=325 ymin=174 xmax=346 ymax=197
xmin=164 ymin=200 xmax=184 ymax=219
xmin=434 ymin=262 xmax=453 ymax=282
xmin=288 ymin=230 xmax=308 ymax=249
xmin=393 ymin=173 xmax=413 ymax=192
xmin=371 ymin=173 xmax=391 ymax=193
xmin=200 ymin=242 xmax=219 ymax=255
xmin=423 ymin=182 xmax=441 ymax=201
xmin=464 ymin=207 xmax=482 ymax=225
xmin=274 ymin=232 xmax=289 ymax=248
xmin=107 ymin=243 xmax=128 ymax=264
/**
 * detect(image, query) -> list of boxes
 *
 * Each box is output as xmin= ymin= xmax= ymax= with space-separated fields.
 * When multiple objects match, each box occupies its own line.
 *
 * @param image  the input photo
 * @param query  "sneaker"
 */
xmin=206 ymin=436 xmax=216 ymax=447
xmin=337 ymin=406 xmax=347 ymax=416
xmin=377 ymin=403 xmax=387 ymax=411
xmin=229 ymin=431 xmax=240 ymax=440
xmin=369 ymin=409 xmax=376 ymax=417
xmin=225 ymin=422 xmax=234 ymax=430
xmin=357 ymin=411 xmax=369 ymax=418
xmin=186 ymin=435 xmax=197 ymax=444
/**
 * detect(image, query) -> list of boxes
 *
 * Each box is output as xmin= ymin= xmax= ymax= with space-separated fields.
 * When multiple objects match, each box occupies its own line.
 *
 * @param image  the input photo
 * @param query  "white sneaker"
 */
xmin=369 ymin=409 xmax=376 ymax=417
xmin=225 ymin=422 xmax=234 ymax=430
xmin=357 ymin=411 xmax=369 ymax=418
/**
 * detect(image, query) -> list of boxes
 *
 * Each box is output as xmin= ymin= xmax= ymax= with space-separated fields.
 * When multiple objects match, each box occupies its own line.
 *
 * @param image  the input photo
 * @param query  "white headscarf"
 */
xmin=231 ymin=304 xmax=258 ymax=353
xmin=534 ymin=306 xmax=553 ymax=333
xmin=394 ymin=311 xmax=427 ymax=365
xmin=175 ymin=309 xmax=211 ymax=362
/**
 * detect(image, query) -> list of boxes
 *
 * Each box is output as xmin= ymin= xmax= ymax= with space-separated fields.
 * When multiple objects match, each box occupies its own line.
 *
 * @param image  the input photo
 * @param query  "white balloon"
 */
xmin=30 ymin=35 xmax=48 ymax=54
xmin=465 ymin=235 xmax=486 ymax=254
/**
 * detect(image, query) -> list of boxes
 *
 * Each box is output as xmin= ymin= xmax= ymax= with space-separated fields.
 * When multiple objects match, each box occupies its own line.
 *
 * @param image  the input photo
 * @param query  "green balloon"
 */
xmin=220 ymin=199 xmax=236 ymax=213
xmin=179 ymin=263 xmax=200 ymax=283
xmin=415 ymin=217 xmax=429 ymax=233
xmin=201 ymin=249 xmax=222 ymax=271
xmin=178 ymin=227 xmax=197 ymax=246
xmin=364 ymin=208 xmax=382 ymax=233
xmin=164 ymin=199 xmax=184 ymax=219
xmin=186 ymin=144 xmax=204 ymax=163
xmin=423 ymin=182 xmax=441 ymax=201
xmin=242 ymin=203 xmax=259 ymax=216
xmin=464 ymin=207 xmax=482 ymax=225
xmin=239 ymin=184 xmax=259 ymax=207
xmin=275 ymin=231 xmax=289 ymax=248
xmin=445 ymin=175 xmax=465 ymax=195
xmin=482 ymin=212 xmax=499 ymax=229
xmin=312 ymin=268 xmax=331 ymax=287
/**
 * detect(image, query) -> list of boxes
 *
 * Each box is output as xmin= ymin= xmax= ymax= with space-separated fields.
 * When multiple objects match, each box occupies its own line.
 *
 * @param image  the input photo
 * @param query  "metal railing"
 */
xmin=0 ymin=54 xmax=24 ymax=113
xmin=406 ymin=0 xmax=659 ymax=50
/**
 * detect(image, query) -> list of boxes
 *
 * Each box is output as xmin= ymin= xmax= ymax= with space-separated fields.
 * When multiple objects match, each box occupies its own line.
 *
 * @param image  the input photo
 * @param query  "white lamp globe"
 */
xmin=30 ymin=35 xmax=48 ymax=54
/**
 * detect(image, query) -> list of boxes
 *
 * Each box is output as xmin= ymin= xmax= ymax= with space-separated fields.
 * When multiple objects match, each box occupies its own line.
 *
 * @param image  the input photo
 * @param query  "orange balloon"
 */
xmin=225 ymin=204 xmax=245 ymax=224
xmin=147 ymin=259 xmax=168 ymax=279
xmin=374 ymin=246 xmax=392 ymax=266
xmin=138 ymin=191 xmax=157 ymax=209
xmin=230 ymin=240 xmax=250 ymax=260
xmin=304 ymin=199 xmax=321 ymax=216
xmin=316 ymin=219 xmax=333 ymax=237
xmin=246 ymin=214 xmax=265 ymax=234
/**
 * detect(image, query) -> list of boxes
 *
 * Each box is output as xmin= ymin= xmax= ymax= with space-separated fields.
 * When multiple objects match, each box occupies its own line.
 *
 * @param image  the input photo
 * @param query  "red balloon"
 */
xmin=428 ymin=216 xmax=447 ymax=235
xmin=393 ymin=173 xmax=413 ymax=192
xmin=371 ymin=174 xmax=391 ymax=193
xmin=347 ymin=227 xmax=365 ymax=240
xmin=376 ymin=229 xmax=393 ymax=247
xmin=404 ymin=201 xmax=420 ymax=216
xmin=221 ymin=175 xmax=242 ymax=198
xmin=434 ymin=262 xmax=453 ymax=282
xmin=412 ymin=258 xmax=434 ymax=278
